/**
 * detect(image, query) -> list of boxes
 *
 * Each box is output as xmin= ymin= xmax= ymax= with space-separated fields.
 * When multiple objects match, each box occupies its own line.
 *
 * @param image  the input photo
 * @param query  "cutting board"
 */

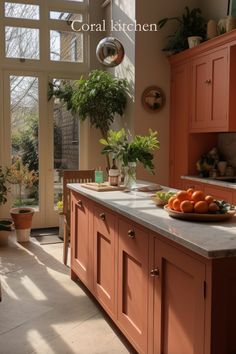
xmin=81 ymin=182 xmax=125 ymax=192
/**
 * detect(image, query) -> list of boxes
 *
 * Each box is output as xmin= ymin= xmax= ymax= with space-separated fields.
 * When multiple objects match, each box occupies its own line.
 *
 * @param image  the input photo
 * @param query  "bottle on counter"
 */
xmin=108 ymin=159 xmax=120 ymax=187
xmin=95 ymin=167 xmax=104 ymax=184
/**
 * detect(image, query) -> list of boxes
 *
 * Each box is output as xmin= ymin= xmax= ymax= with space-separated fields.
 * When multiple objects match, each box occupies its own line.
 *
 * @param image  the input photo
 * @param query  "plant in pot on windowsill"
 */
xmin=0 ymin=166 xmax=13 ymax=246
xmin=157 ymin=7 xmax=206 ymax=54
xmin=100 ymin=129 xmax=160 ymax=190
xmin=8 ymin=157 xmax=38 ymax=243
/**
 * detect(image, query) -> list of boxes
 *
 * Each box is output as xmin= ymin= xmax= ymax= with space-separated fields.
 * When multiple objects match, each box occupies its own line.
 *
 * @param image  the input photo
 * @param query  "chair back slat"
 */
xmin=63 ymin=170 xmax=95 ymax=216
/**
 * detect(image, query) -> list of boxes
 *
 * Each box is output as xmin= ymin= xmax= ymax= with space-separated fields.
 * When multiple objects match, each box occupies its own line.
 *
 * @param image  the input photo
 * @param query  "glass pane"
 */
xmin=50 ymin=11 xmax=83 ymax=22
xmin=5 ymin=27 xmax=39 ymax=59
xmin=10 ymin=76 xmax=39 ymax=209
xmin=50 ymin=30 xmax=83 ymax=62
xmin=53 ymin=79 xmax=79 ymax=209
xmin=5 ymin=3 xmax=39 ymax=20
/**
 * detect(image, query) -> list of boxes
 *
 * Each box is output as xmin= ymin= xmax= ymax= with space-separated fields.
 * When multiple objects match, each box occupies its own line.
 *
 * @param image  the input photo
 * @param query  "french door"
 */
xmin=1 ymin=71 xmax=79 ymax=228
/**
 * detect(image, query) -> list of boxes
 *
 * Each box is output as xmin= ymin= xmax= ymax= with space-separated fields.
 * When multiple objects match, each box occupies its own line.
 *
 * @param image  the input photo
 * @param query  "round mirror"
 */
xmin=96 ymin=37 xmax=125 ymax=67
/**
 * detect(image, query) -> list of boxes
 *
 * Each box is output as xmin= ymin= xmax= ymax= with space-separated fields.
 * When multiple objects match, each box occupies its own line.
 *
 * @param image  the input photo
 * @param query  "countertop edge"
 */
xmin=68 ymin=184 xmax=236 ymax=260
xmin=181 ymin=175 xmax=236 ymax=190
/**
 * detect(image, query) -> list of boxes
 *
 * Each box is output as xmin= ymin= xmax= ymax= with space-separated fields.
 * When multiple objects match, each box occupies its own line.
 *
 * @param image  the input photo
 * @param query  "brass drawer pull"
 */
xmin=77 ymin=200 xmax=82 ymax=207
xmin=128 ymin=229 xmax=135 ymax=239
xmin=99 ymin=213 xmax=106 ymax=221
xmin=150 ymin=269 xmax=160 ymax=277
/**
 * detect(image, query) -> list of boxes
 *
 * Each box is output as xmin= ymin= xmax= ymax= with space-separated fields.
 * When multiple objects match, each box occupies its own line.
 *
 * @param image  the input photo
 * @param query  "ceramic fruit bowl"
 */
xmin=151 ymin=191 xmax=176 ymax=207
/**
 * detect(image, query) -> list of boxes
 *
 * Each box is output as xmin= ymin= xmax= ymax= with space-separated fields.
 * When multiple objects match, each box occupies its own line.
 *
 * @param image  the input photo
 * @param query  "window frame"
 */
xmin=0 ymin=0 xmax=89 ymax=73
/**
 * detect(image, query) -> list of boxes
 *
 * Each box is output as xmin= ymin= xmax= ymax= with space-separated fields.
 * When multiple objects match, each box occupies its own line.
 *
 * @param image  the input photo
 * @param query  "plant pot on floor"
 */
xmin=10 ymin=207 xmax=34 ymax=242
xmin=0 ymin=219 xmax=13 ymax=246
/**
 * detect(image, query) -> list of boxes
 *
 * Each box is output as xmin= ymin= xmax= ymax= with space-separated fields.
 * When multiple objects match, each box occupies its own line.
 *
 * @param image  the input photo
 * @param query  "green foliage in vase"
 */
xmin=157 ymin=7 xmax=206 ymax=53
xmin=100 ymin=129 xmax=160 ymax=173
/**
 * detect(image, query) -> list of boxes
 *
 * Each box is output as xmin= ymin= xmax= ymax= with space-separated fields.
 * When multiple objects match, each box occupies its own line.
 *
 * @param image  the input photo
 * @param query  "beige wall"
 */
xmin=135 ymin=0 xmax=199 ymax=184
xmin=199 ymin=0 xmax=228 ymax=19
xmin=79 ymin=0 xmax=107 ymax=172
xmin=111 ymin=0 xmax=135 ymax=134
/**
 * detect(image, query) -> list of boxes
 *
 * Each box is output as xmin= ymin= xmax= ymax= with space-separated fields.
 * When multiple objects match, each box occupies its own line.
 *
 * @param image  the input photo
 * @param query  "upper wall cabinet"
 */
xmin=170 ymin=30 xmax=236 ymax=133
xmin=190 ymin=47 xmax=228 ymax=132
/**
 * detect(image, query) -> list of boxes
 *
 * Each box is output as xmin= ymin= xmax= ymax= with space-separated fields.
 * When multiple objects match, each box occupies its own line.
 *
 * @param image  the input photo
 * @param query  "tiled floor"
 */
xmin=0 ymin=234 xmax=135 ymax=354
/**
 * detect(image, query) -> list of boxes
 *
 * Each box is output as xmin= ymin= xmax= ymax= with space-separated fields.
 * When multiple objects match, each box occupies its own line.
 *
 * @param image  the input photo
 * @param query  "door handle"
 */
xmin=150 ymin=269 xmax=160 ymax=277
xmin=99 ymin=213 xmax=106 ymax=221
xmin=204 ymin=79 xmax=211 ymax=84
xmin=77 ymin=200 xmax=82 ymax=207
xmin=128 ymin=229 xmax=135 ymax=239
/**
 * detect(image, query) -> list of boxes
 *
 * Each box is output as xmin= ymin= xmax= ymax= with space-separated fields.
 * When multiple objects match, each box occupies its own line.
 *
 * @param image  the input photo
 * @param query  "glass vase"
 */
xmin=123 ymin=162 xmax=137 ymax=190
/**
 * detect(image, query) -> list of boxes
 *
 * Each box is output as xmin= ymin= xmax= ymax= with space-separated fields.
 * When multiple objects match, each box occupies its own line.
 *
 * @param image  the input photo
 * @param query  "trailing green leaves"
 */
xmin=100 ymin=129 xmax=160 ymax=174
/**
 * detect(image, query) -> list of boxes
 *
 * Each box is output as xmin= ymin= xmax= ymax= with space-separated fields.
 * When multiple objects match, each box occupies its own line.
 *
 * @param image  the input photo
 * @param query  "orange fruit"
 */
xmin=208 ymin=202 xmax=220 ymax=213
xmin=191 ymin=190 xmax=205 ymax=203
xmin=187 ymin=188 xmax=194 ymax=198
xmin=194 ymin=201 xmax=209 ymax=214
xmin=173 ymin=198 xmax=181 ymax=211
xmin=168 ymin=196 xmax=177 ymax=210
xmin=180 ymin=200 xmax=194 ymax=213
xmin=205 ymin=195 xmax=214 ymax=204
xmin=176 ymin=190 xmax=190 ymax=202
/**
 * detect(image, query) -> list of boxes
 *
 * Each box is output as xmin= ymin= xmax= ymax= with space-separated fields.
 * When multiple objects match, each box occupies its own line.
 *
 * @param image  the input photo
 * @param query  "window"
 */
xmin=5 ymin=3 xmax=40 ymax=20
xmin=5 ymin=27 xmax=40 ymax=59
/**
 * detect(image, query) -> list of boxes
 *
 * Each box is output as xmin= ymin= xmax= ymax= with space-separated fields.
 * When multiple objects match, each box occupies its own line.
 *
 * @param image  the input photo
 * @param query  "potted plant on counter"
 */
xmin=0 ymin=166 xmax=13 ymax=246
xmin=100 ymin=129 xmax=160 ymax=190
xmin=8 ymin=157 xmax=38 ymax=243
xmin=157 ymin=7 xmax=206 ymax=53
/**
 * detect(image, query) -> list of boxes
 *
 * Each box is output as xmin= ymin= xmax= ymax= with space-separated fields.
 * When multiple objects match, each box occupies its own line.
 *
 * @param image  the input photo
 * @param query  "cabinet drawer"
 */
xmin=204 ymin=186 xmax=233 ymax=203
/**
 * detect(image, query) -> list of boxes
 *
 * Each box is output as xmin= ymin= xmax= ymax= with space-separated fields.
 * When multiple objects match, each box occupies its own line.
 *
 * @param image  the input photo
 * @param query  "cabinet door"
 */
xmin=153 ymin=239 xmax=206 ymax=354
xmin=71 ymin=193 xmax=92 ymax=288
xmin=233 ymin=191 xmax=236 ymax=206
xmin=205 ymin=185 xmax=233 ymax=203
xmin=191 ymin=55 xmax=210 ymax=131
xmin=169 ymin=63 xmax=189 ymax=189
xmin=182 ymin=181 xmax=205 ymax=193
xmin=93 ymin=206 xmax=116 ymax=317
xmin=209 ymin=48 xmax=228 ymax=130
xmin=117 ymin=218 xmax=149 ymax=354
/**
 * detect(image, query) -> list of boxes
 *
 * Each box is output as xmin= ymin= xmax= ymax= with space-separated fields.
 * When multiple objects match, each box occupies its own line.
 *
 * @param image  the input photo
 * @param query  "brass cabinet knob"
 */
xmin=204 ymin=79 xmax=212 ymax=84
xmin=150 ymin=269 xmax=160 ymax=277
xmin=77 ymin=200 xmax=82 ymax=207
xmin=128 ymin=229 xmax=135 ymax=239
xmin=99 ymin=213 xmax=106 ymax=221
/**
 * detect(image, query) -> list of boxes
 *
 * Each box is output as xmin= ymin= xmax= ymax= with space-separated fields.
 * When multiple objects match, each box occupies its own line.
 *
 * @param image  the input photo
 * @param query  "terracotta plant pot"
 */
xmin=10 ymin=207 xmax=34 ymax=243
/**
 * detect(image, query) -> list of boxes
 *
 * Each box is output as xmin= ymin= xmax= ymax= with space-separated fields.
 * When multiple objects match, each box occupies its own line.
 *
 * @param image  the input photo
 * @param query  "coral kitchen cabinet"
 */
xmin=71 ymin=192 xmax=93 ymax=290
xmin=93 ymin=205 xmax=116 ymax=318
xmin=190 ymin=48 xmax=228 ymax=132
xmin=117 ymin=218 xmax=149 ymax=353
xmin=70 ymin=189 xmax=236 ymax=354
xmin=153 ymin=238 xmax=205 ymax=354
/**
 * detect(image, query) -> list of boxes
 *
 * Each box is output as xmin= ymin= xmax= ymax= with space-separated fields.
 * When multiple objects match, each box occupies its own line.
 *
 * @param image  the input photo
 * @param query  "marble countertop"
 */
xmin=182 ymin=175 xmax=236 ymax=190
xmin=68 ymin=182 xmax=236 ymax=259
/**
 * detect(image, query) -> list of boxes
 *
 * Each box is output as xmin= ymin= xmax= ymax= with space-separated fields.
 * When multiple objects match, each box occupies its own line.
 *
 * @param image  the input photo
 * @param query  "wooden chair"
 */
xmin=63 ymin=170 xmax=95 ymax=265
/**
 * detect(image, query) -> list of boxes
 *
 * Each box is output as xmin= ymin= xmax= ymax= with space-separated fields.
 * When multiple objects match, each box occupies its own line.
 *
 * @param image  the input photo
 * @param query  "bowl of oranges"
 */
xmin=164 ymin=189 xmax=236 ymax=222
